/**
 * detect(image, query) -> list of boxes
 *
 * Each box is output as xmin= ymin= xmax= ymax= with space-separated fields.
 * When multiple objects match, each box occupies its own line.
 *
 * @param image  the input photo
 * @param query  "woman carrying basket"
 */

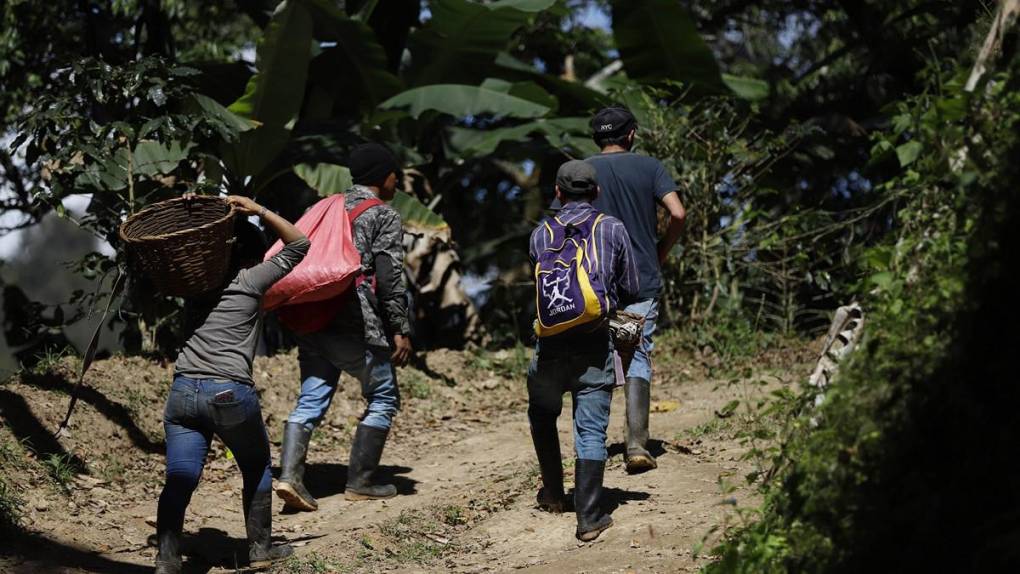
xmin=155 ymin=195 xmax=308 ymax=573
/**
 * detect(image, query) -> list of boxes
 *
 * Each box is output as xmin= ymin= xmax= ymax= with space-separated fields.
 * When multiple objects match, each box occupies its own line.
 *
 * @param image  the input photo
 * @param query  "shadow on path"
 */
xmin=0 ymin=530 xmax=151 ymax=574
xmin=273 ymin=462 xmax=419 ymax=513
xmin=603 ymin=486 xmax=651 ymax=515
xmin=0 ymin=389 xmax=87 ymax=474
xmin=17 ymin=371 xmax=164 ymax=454
xmin=607 ymin=438 xmax=668 ymax=461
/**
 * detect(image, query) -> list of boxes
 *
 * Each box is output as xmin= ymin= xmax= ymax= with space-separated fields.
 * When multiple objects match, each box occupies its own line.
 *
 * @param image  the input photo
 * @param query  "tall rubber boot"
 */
xmin=529 ymin=417 xmax=568 ymax=512
xmin=574 ymin=459 xmax=613 ymax=541
xmin=154 ymin=527 xmax=182 ymax=574
xmin=276 ymin=422 xmax=318 ymax=511
xmin=246 ymin=490 xmax=294 ymax=568
xmin=345 ymin=424 xmax=397 ymax=500
xmin=624 ymin=377 xmax=657 ymax=473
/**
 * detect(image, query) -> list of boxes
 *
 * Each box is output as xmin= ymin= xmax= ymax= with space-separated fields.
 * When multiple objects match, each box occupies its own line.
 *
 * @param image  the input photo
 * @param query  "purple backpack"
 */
xmin=534 ymin=213 xmax=610 ymax=337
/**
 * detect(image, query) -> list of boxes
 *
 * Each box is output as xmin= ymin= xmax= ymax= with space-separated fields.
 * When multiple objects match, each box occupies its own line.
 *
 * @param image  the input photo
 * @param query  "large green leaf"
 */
xmin=294 ymin=162 xmax=353 ymax=197
xmin=132 ymin=140 xmax=194 ymax=176
xmin=391 ymin=191 xmax=448 ymax=231
xmin=380 ymin=84 xmax=551 ymax=119
xmin=305 ymin=0 xmax=403 ymax=111
xmin=722 ymin=74 xmax=769 ymax=101
xmin=480 ymin=78 xmax=559 ymax=111
xmin=187 ymin=93 xmax=258 ymax=138
xmin=447 ymin=117 xmax=595 ymax=158
xmin=611 ymin=0 xmax=727 ymax=94
xmin=294 ymin=163 xmax=447 ymax=230
xmin=494 ymin=52 xmax=609 ymax=114
xmin=408 ymin=0 xmax=555 ymax=86
xmin=223 ymin=0 xmax=313 ymax=179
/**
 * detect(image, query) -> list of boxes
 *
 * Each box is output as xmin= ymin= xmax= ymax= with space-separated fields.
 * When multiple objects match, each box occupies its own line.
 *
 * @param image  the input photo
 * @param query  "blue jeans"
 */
xmin=527 ymin=346 xmax=615 ymax=461
xmin=158 ymin=376 xmax=272 ymax=535
xmin=288 ymin=336 xmax=400 ymax=431
xmin=623 ymin=298 xmax=659 ymax=381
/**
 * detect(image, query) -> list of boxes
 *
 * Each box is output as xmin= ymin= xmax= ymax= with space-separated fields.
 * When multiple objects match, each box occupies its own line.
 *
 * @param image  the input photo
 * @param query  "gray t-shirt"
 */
xmin=588 ymin=152 xmax=677 ymax=299
xmin=175 ymin=238 xmax=310 ymax=385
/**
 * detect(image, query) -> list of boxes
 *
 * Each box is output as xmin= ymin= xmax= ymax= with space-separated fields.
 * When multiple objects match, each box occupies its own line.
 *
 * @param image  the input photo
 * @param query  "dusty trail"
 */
xmin=0 ymin=337 xmax=810 ymax=573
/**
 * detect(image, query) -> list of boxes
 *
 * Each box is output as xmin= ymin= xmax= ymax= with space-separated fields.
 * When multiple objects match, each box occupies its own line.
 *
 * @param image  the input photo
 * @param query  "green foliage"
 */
xmin=626 ymin=85 xmax=858 ymax=335
xmin=381 ymin=84 xmax=552 ymax=119
xmin=0 ymin=474 xmax=21 ymax=533
xmin=407 ymin=0 xmax=556 ymax=85
xmin=0 ymin=437 xmax=25 ymax=532
xmin=705 ymin=36 xmax=1020 ymax=574
xmin=224 ymin=0 xmax=313 ymax=182
xmin=15 ymin=56 xmax=249 ymax=238
xmin=611 ymin=0 xmax=727 ymax=93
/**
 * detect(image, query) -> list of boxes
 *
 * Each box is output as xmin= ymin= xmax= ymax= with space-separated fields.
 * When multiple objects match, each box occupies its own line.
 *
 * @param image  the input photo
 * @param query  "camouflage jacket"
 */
xmin=305 ymin=185 xmax=410 ymax=350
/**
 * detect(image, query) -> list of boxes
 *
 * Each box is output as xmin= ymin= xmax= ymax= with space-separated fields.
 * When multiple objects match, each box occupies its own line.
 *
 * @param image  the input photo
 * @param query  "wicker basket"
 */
xmin=119 ymin=196 xmax=236 ymax=296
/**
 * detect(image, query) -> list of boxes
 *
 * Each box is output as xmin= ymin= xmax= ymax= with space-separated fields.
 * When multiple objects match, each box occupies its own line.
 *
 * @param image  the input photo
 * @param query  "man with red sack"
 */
xmin=276 ymin=143 xmax=412 ymax=511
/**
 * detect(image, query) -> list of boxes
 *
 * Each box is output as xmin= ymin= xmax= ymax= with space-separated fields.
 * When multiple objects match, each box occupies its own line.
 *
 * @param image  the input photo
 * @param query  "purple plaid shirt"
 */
xmin=529 ymin=201 xmax=640 ymax=311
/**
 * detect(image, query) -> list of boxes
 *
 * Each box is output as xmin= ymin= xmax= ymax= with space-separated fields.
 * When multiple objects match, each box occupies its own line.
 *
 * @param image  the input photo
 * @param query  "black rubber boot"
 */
xmin=529 ymin=417 xmax=568 ymax=513
xmin=345 ymin=424 xmax=397 ymax=500
xmin=154 ymin=527 xmax=182 ymax=574
xmin=574 ymin=459 xmax=613 ymax=541
xmin=276 ymin=422 xmax=318 ymax=511
xmin=246 ymin=490 xmax=294 ymax=568
xmin=624 ymin=377 xmax=657 ymax=473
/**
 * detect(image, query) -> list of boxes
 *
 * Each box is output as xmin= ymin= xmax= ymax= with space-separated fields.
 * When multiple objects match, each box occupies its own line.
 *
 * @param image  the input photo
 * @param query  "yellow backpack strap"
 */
xmin=589 ymin=214 xmax=605 ymax=271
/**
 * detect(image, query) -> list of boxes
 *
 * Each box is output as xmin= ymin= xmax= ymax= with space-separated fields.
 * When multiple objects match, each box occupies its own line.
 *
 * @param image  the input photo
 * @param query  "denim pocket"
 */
xmin=164 ymin=382 xmax=193 ymax=424
xmin=208 ymin=387 xmax=250 ymax=428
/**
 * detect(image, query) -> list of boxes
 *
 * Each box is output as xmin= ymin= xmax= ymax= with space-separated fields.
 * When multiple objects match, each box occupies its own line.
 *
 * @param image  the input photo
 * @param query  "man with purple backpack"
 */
xmin=527 ymin=160 xmax=639 ymax=541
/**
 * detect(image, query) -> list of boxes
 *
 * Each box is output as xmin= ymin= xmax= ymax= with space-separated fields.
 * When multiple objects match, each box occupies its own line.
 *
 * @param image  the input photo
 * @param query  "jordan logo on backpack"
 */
xmin=534 ymin=213 xmax=610 ymax=337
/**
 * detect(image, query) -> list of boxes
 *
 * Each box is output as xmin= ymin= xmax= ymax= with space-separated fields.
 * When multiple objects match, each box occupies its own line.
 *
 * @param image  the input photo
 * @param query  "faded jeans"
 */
xmin=288 ymin=335 xmax=400 ymax=431
xmin=527 ymin=340 xmax=615 ymax=461
xmin=157 ymin=376 xmax=272 ymax=535
xmin=623 ymin=298 xmax=659 ymax=382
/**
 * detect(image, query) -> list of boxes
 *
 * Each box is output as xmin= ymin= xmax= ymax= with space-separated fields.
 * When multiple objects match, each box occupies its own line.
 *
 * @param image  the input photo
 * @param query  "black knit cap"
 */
xmin=590 ymin=106 xmax=636 ymax=138
xmin=349 ymin=143 xmax=400 ymax=186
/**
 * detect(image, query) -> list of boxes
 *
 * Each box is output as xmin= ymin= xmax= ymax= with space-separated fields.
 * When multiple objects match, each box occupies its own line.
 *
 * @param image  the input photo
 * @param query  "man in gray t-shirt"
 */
xmin=587 ymin=106 xmax=687 ymax=474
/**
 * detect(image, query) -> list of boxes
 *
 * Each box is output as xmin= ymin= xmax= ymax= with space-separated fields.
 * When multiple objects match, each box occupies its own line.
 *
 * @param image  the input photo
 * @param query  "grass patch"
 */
xmin=274 ymin=551 xmax=349 ymax=574
xmin=0 ymin=436 xmax=25 ymax=532
xmin=402 ymin=369 xmax=432 ymax=400
xmin=376 ymin=506 xmax=460 ymax=564
xmin=680 ymin=417 xmax=734 ymax=440
xmin=44 ymin=453 xmax=77 ymax=488
xmin=466 ymin=343 xmax=531 ymax=380
xmin=97 ymin=454 xmax=126 ymax=483
xmin=29 ymin=347 xmax=75 ymax=376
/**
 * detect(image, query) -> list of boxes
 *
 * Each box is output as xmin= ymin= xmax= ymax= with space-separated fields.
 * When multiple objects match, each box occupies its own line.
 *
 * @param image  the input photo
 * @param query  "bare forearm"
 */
xmin=260 ymin=208 xmax=305 ymax=244
xmin=657 ymin=192 xmax=686 ymax=264
xmin=225 ymin=195 xmax=305 ymax=244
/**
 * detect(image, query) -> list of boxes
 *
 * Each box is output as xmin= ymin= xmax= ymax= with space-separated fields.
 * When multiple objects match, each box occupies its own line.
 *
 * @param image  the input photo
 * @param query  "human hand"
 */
xmin=391 ymin=334 xmax=412 ymax=367
xmin=226 ymin=195 xmax=262 ymax=216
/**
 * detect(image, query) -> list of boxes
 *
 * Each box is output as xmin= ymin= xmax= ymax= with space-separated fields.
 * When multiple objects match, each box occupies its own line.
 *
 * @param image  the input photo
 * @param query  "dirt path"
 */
xmin=0 ymin=337 xmax=810 ymax=573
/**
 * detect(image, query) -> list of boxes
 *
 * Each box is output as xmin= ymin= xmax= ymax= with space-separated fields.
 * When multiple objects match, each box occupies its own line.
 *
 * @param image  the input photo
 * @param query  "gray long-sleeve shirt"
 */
xmin=175 ymin=238 xmax=310 ymax=384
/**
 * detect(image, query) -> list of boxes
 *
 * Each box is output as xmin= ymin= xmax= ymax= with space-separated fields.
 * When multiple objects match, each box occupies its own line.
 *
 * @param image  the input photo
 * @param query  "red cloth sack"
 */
xmin=262 ymin=195 xmax=381 ymax=311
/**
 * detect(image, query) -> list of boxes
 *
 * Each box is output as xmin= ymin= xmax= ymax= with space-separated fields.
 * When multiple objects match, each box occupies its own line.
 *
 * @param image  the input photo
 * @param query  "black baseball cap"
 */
xmin=591 ymin=106 xmax=636 ymax=138
xmin=556 ymin=160 xmax=598 ymax=196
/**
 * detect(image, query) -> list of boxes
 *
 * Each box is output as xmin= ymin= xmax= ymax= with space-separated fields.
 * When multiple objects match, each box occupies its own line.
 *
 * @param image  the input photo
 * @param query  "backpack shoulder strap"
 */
xmin=348 ymin=197 xmax=385 ymax=222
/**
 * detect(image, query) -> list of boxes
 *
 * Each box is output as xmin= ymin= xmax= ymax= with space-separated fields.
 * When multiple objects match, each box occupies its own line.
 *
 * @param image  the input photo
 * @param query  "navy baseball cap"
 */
xmin=591 ymin=106 xmax=636 ymax=138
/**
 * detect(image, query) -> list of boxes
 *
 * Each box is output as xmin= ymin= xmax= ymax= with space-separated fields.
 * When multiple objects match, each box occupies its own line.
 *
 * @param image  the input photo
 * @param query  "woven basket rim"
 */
xmin=118 ymin=196 xmax=235 ymax=244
